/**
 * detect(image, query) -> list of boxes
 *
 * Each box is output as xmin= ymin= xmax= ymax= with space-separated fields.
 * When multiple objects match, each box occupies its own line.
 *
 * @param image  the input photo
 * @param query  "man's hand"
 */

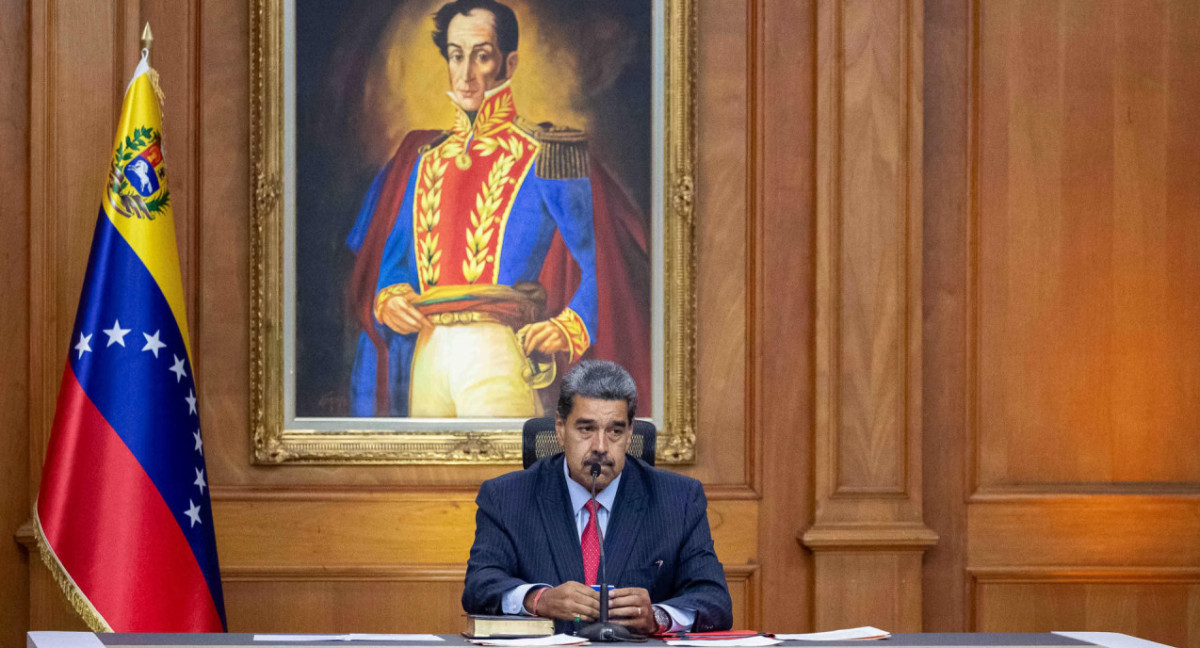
xmin=378 ymin=293 xmax=431 ymax=335
xmin=518 ymin=320 xmax=569 ymax=356
xmin=524 ymin=582 xmax=600 ymax=621
xmin=607 ymin=587 xmax=658 ymax=634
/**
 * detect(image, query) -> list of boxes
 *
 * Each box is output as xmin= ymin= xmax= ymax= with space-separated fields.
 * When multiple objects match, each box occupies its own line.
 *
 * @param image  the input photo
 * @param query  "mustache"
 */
xmin=583 ymin=454 xmax=615 ymax=468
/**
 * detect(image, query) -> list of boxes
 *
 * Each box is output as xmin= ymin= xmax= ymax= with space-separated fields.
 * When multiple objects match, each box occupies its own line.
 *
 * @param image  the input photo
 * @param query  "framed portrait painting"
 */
xmin=249 ymin=0 xmax=696 ymax=464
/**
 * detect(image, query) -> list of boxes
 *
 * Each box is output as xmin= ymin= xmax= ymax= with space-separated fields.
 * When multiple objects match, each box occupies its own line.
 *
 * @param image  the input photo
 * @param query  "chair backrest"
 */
xmin=521 ymin=417 xmax=657 ymax=469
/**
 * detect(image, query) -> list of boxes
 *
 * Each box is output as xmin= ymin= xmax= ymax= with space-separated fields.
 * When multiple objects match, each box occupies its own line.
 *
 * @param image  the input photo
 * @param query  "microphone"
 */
xmin=577 ymin=460 xmax=645 ymax=642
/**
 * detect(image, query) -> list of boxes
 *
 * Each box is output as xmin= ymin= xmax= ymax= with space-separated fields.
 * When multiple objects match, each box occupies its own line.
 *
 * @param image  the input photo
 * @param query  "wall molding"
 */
xmin=208 ymin=483 xmax=761 ymax=503
xmin=970 ymin=485 xmax=1200 ymax=501
xmin=969 ymin=566 xmax=1200 ymax=584
xmin=812 ymin=0 xmax=930 ymax=631
xmin=221 ymin=564 xmax=465 ymax=582
xmin=801 ymin=523 xmax=938 ymax=552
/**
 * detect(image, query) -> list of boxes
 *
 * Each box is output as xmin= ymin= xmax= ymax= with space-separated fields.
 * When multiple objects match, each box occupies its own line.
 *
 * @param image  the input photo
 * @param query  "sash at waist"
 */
xmin=410 ymin=283 xmax=547 ymax=330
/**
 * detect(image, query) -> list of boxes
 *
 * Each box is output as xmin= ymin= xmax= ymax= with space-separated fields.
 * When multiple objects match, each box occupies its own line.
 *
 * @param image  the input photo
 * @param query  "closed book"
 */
xmin=464 ymin=614 xmax=555 ymax=638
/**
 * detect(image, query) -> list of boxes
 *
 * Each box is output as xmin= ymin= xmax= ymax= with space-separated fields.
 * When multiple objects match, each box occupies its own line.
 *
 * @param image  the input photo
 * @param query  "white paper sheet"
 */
xmin=27 ymin=632 xmax=106 ymax=648
xmin=667 ymin=636 xmax=782 ymax=647
xmin=466 ymin=635 xmax=589 ymax=646
xmin=1054 ymin=632 xmax=1175 ymax=648
xmin=774 ymin=627 xmax=891 ymax=641
xmin=253 ymin=635 xmax=444 ymax=642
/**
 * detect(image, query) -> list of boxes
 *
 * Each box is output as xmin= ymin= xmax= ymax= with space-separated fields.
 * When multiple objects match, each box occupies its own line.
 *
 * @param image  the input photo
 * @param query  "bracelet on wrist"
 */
xmin=530 ymin=587 xmax=548 ymax=617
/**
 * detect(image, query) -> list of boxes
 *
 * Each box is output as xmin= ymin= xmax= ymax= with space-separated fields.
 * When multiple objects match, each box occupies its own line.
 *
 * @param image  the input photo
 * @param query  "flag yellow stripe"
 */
xmin=102 ymin=69 xmax=193 ymax=363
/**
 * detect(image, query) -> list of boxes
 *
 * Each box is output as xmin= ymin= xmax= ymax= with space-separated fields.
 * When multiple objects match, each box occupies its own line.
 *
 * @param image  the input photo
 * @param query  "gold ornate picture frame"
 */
xmin=249 ymin=0 xmax=696 ymax=464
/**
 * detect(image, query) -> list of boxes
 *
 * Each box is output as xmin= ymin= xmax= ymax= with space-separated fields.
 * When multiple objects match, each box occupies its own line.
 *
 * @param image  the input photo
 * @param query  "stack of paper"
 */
xmin=667 ymin=636 xmax=782 ymax=647
xmin=774 ymin=627 xmax=891 ymax=641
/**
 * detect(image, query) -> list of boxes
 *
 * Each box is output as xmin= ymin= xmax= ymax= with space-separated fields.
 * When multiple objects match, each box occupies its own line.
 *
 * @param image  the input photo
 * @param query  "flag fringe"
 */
xmin=33 ymin=509 xmax=114 ymax=633
xmin=147 ymin=67 xmax=166 ymax=110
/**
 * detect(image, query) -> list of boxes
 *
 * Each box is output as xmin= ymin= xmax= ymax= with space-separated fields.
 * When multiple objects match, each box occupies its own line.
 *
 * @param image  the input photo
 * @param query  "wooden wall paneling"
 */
xmin=15 ymin=525 xmax=88 ymax=633
xmin=753 ymin=0 xmax=820 ymax=633
xmin=972 ymin=577 xmax=1200 ymax=648
xmin=212 ymin=495 xmax=478 ymax=568
xmin=28 ymin=0 xmax=123 ymax=490
xmin=28 ymin=0 xmax=118 ymax=628
xmin=0 ymin=0 xmax=31 ymax=644
xmin=957 ymin=2 xmax=1200 ymax=647
xmin=219 ymin=564 xmax=762 ymax=635
xmin=814 ymin=551 xmax=924 ymax=630
xmin=723 ymin=564 xmax=760 ymax=630
xmin=803 ymin=0 xmax=935 ymax=632
xmin=207 ymin=495 xmax=759 ymax=633
xmin=197 ymin=0 xmax=250 ymax=487
xmin=973 ymin=0 xmax=1200 ymax=491
xmin=968 ymin=495 xmax=1200 ymax=568
xmin=692 ymin=0 xmax=750 ymax=490
xmin=755 ymin=0 xmax=817 ymax=633
xmin=225 ymin=579 xmax=467 ymax=634
xmin=30 ymin=558 xmax=90 ymax=633
xmin=920 ymin=0 xmax=970 ymax=633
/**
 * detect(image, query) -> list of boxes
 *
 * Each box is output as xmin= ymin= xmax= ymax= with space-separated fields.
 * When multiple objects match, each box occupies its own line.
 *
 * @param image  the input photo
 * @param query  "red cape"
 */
xmin=348 ymin=131 xmax=652 ymax=416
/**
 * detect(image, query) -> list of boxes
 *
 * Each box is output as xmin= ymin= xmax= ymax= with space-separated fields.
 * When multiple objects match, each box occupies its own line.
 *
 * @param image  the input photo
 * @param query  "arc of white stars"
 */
xmin=103 ymin=319 xmax=131 ymax=347
xmin=141 ymin=330 xmax=166 ymax=358
xmin=185 ymin=389 xmax=197 ymax=416
xmin=194 ymin=467 xmax=207 ymax=494
xmin=169 ymin=355 xmax=187 ymax=383
xmin=75 ymin=332 xmax=93 ymax=359
xmin=184 ymin=500 xmax=202 ymax=527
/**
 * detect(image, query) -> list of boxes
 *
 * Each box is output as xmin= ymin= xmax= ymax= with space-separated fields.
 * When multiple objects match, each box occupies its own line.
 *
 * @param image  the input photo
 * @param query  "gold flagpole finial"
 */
xmin=141 ymin=23 xmax=153 ymax=53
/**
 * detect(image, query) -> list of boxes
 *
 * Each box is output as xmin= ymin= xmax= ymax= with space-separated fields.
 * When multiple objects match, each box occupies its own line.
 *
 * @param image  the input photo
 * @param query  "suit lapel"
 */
xmin=537 ymin=456 xmax=585 ymax=583
xmin=603 ymin=459 xmax=647 ymax=586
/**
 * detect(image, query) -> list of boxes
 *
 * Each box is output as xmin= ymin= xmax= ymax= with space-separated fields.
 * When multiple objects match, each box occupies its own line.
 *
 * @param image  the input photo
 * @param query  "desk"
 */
xmin=26 ymin=633 xmax=1172 ymax=648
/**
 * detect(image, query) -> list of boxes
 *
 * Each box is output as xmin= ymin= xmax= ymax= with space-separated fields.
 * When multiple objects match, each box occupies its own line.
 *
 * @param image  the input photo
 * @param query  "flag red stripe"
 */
xmin=37 ymin=365 xmax=223 ymax=632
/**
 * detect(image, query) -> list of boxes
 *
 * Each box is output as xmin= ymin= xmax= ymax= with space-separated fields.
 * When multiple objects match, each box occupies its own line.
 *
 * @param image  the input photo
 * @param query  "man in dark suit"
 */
xmin=462 ymin=360 xmax=733 ymax=634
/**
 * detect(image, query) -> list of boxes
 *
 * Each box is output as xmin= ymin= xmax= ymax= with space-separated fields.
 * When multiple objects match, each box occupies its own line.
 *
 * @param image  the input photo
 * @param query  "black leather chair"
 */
xmin=521 ymin=417 xmax=657 ymax=469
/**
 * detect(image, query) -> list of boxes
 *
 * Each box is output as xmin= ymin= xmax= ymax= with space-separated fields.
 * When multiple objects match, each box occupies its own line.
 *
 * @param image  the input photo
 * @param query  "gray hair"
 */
xmin=555 ymin=360 xmax=637 ymax=422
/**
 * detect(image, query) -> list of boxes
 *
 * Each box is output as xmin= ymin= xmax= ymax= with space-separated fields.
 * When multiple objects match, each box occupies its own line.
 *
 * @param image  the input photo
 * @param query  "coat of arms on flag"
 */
xmin=34 ymin=44 xmax=226 ymax=633
xmin=107 ymin=125 xmax=171 ymax=220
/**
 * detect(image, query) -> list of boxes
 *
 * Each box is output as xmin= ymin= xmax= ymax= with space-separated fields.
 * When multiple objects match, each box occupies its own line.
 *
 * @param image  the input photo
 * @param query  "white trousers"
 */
xmin=408 ymin=322 xmax=541 ymax=417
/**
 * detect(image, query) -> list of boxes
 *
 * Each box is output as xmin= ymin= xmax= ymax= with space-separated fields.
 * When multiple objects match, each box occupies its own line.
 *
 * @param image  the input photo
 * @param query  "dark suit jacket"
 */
xmin=462 ymin=454 xmax=733 ymax=632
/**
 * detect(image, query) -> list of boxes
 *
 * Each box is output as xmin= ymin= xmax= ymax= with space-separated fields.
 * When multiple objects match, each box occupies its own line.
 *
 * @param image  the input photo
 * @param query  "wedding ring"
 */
xmin=575 ymin=615 xmax=581 ymax=622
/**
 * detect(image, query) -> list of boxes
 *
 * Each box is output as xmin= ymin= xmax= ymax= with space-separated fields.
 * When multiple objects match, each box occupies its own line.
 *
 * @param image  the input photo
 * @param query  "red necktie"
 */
xmin=581 ymin=500 xmax=600 ymax=585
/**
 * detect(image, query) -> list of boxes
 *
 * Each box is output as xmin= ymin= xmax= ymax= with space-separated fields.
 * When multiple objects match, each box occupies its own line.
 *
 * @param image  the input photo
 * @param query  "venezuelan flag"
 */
xmin=34 ymin=52 xmax=226 ymax=632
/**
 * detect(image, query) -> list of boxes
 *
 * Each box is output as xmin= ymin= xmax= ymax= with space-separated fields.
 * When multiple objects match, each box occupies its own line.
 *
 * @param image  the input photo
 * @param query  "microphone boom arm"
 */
xmin=577 ymin=461 xmax=646 ymax=642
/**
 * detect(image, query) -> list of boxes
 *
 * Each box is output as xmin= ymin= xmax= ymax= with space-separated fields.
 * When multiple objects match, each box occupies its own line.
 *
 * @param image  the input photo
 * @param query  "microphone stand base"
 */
xmin=576 ymin=622 xmax=647 ymax=643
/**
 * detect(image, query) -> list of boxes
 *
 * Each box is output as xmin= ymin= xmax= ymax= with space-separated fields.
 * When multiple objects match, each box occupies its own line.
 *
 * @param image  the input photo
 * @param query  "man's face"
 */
xmin=556 ymin=396 xmax=631 ymax=492
xmin=445 ymin=9 xmax=515 ymax=111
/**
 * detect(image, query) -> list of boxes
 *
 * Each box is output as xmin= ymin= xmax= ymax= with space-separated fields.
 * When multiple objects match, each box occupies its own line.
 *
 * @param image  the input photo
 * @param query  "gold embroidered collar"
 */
xmin=447 ymin=82 xmax=516 ymax=139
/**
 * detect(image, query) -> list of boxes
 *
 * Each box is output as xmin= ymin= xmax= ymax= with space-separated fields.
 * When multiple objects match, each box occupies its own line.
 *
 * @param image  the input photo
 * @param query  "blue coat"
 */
xmin=462 ymin=455 xmax=734 ymax=632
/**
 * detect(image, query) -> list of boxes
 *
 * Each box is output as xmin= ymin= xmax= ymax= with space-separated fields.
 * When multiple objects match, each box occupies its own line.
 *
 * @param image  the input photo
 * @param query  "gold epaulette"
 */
xmin=515 ymin=116 xmax=590 ymax=180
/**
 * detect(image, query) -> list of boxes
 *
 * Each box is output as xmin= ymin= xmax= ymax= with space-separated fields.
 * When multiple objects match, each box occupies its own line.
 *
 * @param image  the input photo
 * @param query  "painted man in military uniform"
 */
xmin=346 ymin=0 xmax=649 ymax=418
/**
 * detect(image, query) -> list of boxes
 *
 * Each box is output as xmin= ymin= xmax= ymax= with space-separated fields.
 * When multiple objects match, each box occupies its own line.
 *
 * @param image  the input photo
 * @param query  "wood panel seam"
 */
xmin=207 ymin=483 xmax=763 ymax=502
xmin=969 ymin=566 xmax=1200 ymax=583
xmin=743 ymin=0 xmax=761 ymax=498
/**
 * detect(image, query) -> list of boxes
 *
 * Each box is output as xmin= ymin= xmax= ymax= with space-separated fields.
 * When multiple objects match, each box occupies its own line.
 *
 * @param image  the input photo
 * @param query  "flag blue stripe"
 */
xmin=68 ymin=209 xmax=226 ymax=627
